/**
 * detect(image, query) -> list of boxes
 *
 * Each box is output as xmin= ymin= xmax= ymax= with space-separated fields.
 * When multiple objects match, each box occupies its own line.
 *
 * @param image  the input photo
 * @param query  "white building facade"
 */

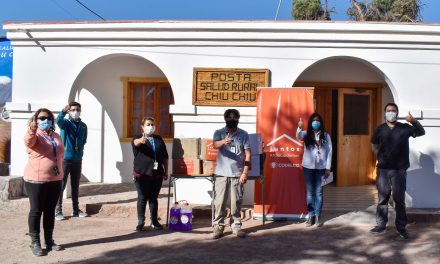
xmin=4 ymin=21 xmax=440 ymax=208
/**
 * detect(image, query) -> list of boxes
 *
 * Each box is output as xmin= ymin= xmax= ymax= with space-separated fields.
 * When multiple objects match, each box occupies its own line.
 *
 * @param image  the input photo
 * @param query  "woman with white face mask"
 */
xmin=132 ymin=117 xmax=169 ymax=231
xmin=24 ymin=108 xmax=65 ymax=256
xmin=296 ymin=112 xmax=333 ymax=228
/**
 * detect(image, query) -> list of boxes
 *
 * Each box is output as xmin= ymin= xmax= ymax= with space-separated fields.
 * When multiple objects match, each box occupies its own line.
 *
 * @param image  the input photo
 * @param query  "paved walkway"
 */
xmin=1 ymin=183 xmax=440 ymax=263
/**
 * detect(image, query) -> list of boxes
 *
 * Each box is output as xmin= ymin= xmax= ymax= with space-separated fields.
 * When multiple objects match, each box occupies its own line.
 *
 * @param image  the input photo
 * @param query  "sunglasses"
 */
xmin=37 ymin=116 xmax=51 ymax=121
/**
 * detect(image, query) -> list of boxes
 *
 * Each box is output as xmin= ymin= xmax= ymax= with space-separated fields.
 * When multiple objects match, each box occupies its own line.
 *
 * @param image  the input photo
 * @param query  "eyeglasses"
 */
xmin=37 ymin=116 xmax=50 ymax=121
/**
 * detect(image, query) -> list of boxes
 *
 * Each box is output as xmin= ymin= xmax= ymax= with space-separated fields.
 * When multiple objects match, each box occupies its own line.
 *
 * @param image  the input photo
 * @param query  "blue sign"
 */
xmin=0 ymin=38 xmax=13 ymax=106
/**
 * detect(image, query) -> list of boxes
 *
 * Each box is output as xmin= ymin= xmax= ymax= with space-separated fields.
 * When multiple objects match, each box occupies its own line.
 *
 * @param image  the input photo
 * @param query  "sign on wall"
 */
xmin=193 ymin=68 xmax=269 ymax=106
xmin=0 ymin=38 xmax=13 ymax=107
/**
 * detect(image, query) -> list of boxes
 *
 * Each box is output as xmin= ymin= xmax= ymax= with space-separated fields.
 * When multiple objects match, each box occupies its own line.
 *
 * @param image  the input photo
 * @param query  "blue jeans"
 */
xmin=303 ymin=167 xmax=325 ymax=217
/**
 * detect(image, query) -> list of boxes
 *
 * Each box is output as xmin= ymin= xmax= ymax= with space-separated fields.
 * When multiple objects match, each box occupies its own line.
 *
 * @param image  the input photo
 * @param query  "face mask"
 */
xmin=226 ymin=119 xmax=239 ymax=129
xmin=144 ymin=125 xmax=155 ymax=135
xmin=311 ymin=121 xmax=321 ymax=131
xmin=38 ymin=119 xmax=52 ymax=131
xmin=70 ymin=111 xmax=80 ymax=120
xmin=385 ymin=112 xmax=397 ymax=123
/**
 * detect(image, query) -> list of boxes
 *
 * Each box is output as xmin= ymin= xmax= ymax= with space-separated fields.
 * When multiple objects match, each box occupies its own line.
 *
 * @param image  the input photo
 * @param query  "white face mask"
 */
xmin=385 ymin=111 xmax=397 ymax=123
xmin=70 ymin=111 xmax=80 ymax=120
xmin=144 ymin=125 xmax=155 ymax=135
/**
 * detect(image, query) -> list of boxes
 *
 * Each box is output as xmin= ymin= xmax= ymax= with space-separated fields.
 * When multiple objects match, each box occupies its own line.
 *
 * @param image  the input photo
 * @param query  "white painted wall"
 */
xmin=5 ymin=21 xmax=440 ymax=207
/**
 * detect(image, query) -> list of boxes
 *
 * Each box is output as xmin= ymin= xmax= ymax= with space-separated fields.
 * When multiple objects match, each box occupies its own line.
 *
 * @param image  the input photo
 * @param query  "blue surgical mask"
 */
xmin=311 ymin=121 xmax=321 ymax=131
xmin=38 ymin=119 xmax=53 ymax=131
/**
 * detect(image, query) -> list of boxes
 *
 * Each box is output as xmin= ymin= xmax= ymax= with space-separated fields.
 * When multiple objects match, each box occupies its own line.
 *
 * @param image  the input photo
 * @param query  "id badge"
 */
xmin=230 ymin=146 xmax=236 ymax=153
xmin=153 ymin=161 xmax=159 ymax=170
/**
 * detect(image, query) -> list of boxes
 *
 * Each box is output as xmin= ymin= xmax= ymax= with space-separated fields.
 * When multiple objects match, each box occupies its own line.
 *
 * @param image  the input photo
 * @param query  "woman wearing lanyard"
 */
xmin=296 ymin=113 xmax=332 ymax=228
xmin=24 ymin=108 xmax=64 ymax=256
xmin=132 ymin=117 xmax=169 ymax=231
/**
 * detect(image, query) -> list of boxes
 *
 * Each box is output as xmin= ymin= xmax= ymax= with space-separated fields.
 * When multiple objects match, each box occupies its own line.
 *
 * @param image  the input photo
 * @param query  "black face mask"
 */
xmin=226 ymin=119 xmax=239 ymax=128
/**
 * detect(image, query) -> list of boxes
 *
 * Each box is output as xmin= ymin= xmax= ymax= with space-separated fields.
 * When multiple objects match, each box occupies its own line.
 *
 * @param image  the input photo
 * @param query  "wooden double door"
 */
xmin=313 ymin=86 xmax=380 ymax=187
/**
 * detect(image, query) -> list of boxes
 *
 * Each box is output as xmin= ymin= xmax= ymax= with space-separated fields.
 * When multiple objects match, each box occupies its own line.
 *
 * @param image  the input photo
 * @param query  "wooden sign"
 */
xmin=193 ymin=68 xmax=269 ymax=106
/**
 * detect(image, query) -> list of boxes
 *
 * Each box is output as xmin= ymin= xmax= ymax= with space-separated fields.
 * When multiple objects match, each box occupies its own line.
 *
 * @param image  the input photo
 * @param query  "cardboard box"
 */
xmin=200 ymin=138 xmax=218 ymax=161
xmin=172 ymin=138 xmax=200 ymax=159
xmin=202 ymin=160 xmax=216 ymax=175
xmin=249 ymin=133 xmax=263 ymax=155
xmin=172 ymin=158 xmax=202 ymax=175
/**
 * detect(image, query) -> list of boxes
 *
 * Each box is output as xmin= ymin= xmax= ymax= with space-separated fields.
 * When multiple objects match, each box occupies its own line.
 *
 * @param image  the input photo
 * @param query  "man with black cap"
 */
xmin=211 ymin=109 xmax=251 ymax=239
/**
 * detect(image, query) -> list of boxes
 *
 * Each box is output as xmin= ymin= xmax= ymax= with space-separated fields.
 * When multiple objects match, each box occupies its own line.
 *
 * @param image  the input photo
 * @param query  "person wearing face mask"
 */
xmin=370 ymin=103 xmax=425 ymax=239
xmin=24 ymin=108 xmax=64 ymax=256
xmin=55 ymin=102 xmax=88 ymax=220
xmin=211 ymin=109 xmax=251 ymax=239
xmin=296 ymin=112 xmax=332 ymax=228
xmin=132 ymin=117 xmax=169 ymax=231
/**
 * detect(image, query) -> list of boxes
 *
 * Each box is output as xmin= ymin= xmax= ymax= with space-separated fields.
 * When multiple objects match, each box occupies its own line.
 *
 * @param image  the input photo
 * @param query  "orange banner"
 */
xmin=254 ymin=88 xmax=314 ymax=219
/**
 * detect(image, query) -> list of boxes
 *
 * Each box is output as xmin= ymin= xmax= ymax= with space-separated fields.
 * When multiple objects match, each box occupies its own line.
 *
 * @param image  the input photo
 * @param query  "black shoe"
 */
xmin=370 ymin=226 xmax=386 ymax=234
xmin=151 ymin=223 xmax=163 ymax=230
xmin=315 ymin=216 xmax=323 ymax=227
xmin=305 ymin=216 xmax=315 ymax=227
xmin=46 ymin=241 xmax=63 ymax=251
xmin=397 ymin=229 xmax=409 ymax=239
xmin=135 ymin=224 xmax=146 ymax=232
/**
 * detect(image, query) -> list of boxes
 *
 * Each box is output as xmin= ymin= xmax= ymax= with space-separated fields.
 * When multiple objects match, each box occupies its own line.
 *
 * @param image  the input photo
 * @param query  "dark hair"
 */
xmin=33 ymin=108 xmax=56 ymax=131
xmin=69 ymin=101 xmax=81 ymax=109
xmin=304 ymin=112 xmax=327 ymax=148
xmin=224 ymin=109 xmax=240 ymax=119
xmin=141 ymin=116 xmax=155 ymax=126
xmin=384 ymin=102 xmax=398 ymax=116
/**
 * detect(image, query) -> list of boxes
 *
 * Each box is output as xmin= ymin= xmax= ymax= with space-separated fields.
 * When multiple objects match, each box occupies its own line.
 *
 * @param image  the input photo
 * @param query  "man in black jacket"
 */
xmin=370 ymin=103 xmax=425 ymax=239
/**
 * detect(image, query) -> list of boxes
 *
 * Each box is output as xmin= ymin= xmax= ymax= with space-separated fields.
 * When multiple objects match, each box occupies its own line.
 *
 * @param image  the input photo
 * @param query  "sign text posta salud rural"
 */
xmin=193 ymin=68 xmax=269 ymax=106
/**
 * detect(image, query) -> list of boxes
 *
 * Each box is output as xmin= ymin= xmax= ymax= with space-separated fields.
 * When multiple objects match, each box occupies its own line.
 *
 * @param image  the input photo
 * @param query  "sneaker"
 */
xmin=150 ymin=223 xmax=163 ymax=230
xmin=55 ymin=213 xmax=65 ymax=221
xmin=211 ymin=227 xmax=224 ymax=240
xmin=135 ymin=224 xmax=146 ymax=232
xmin=370 ymin=226 xmax=386 ymax=234
xmin=397 ymin=229 xmax=409 ymax=239
xmin=232 ymin=229 xmax=246 ymax=238
xmin=315 ymin=216 xmax=323 ymax=227
xmin=305 ymin=216 xmax=315 ymax=227
xmin=72 ymin=210 xmax=88 ymax=218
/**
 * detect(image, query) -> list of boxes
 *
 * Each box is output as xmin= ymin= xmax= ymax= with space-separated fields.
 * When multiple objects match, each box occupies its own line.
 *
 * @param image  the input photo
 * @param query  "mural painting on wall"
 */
xmin=193 ymin=68 xmax=269 ymax=106
xmin=0 ymin=38 xmax=13 ymax=108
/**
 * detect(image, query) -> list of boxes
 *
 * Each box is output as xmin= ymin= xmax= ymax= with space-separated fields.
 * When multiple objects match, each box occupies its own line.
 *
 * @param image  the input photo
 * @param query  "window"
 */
xmin=121 ymin=77 xmax=174 ymax=140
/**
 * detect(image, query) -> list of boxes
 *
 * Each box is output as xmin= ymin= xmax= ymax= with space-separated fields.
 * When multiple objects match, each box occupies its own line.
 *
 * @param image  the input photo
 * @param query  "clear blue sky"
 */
xmin=1 ymin=0 xmax=439 ymax=37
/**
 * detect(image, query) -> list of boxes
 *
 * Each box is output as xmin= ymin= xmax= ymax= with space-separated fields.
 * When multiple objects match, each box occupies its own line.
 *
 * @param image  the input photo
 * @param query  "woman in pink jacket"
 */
xmin=24 ymin=108 xmax=64 ymax=256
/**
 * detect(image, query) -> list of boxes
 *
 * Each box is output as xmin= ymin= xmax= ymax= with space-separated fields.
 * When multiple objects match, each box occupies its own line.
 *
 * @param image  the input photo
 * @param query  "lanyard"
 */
xmin=68 ymin=119 xmax=81 ymax=151
xmin=42 ymin=134 xmax=58 ymax=161
xmin=147 ymin=136 xmax=156 ymax=161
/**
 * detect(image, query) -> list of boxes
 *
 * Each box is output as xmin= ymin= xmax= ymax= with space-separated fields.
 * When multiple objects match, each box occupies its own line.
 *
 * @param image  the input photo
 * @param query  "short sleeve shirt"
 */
xmin=371 ymin=122 xmax=415 ymax=170
xmin=213 ymin=127 xmax=250 ymax=177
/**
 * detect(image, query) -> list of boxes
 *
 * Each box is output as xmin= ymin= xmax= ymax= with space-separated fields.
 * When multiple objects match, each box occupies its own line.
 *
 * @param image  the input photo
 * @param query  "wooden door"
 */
xmin=337 ymin=88 xmax=376 ymax=186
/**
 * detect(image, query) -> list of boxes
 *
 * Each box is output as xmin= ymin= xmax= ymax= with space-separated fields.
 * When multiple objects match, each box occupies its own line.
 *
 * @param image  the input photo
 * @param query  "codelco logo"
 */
xmin=271 ymin=162 xmax=301 ymax=168
xmin=267 ymin=134 xmax=303 ymax=153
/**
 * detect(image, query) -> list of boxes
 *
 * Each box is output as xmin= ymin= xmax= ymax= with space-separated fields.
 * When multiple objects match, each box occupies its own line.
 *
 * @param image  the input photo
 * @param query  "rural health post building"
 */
xmin=3 ymin=20 xmax=440 ymax=208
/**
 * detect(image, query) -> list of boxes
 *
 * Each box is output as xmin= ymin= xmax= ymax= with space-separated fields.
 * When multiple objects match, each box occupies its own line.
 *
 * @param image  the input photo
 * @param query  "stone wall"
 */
xmin=0 ymin=176 xmax=23 ymax=201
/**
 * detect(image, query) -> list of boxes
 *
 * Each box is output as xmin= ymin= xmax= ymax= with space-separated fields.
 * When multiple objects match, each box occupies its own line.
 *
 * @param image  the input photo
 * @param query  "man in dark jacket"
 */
xmin=370 ymin=103 xmax=425 ymax=239
xmin=55 ymin=102 xmax=88 ymax=220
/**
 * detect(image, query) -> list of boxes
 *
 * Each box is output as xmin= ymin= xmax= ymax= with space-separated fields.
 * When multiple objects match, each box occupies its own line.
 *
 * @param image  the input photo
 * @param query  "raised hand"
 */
xmin=63 ymin=104 xmax=70 ymax=112
xmin=405 ymin=112 xmax=416 ymax=124
xmin=298 ymin=117 xmax=303 ymax=129
xmin=224 ymin=133 xmax=231 ymax=145
xmin=30 ymin=116 xmax=38 ymax=131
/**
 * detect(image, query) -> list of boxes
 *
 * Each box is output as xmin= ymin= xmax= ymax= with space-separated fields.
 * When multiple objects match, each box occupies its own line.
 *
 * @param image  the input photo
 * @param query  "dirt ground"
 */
xmin=1 ymin=203 xmax=440 ymax=264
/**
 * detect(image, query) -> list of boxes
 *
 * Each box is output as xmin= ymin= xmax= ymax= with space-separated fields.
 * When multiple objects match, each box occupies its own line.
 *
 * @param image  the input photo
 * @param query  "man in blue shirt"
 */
xmin=55 ymin=102 xmax=88 ymax=220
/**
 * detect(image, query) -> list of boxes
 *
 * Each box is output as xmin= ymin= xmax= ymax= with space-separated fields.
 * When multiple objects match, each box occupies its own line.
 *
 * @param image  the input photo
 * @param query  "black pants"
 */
xmin=56 ymin=160 xmax=82 ymax=214
xmin=375 ymin=168 xmax=408 ymax=231
xmin=25 ymin=181 xmax=62 ymax=234
xmin=134 ymin=177 xmax=163 ymax=226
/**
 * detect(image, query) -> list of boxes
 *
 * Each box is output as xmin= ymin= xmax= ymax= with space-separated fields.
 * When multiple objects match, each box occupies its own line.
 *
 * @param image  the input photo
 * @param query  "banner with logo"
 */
xmin=254 ymin=88 xmax=314 ymax=219
xmin=0 ymin=38 xmax=13 ymax=107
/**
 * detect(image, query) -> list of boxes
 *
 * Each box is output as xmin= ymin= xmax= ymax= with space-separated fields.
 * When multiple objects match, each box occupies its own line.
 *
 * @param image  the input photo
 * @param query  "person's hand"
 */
xmin=163 ymin=173 xmax=168 ymax=181
xmin=224 ymin=133 xmax=231 ymax=145
xmin=29 ymin=116 xmax=37 ymax=132
xmin=405 ymin=112 xmax=416 ymax=124
xmin=298 ymin=117 xmax=303 ymax=129
xmin=63 ymin=105 xmax=70 ymax=113
xmin=324 ymin=169 xmax=331 ymax=178
xmin=239 ymin=173 xmax=248 ymax=185
xmin=139 ymin=137 xmax=147 ymax=144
